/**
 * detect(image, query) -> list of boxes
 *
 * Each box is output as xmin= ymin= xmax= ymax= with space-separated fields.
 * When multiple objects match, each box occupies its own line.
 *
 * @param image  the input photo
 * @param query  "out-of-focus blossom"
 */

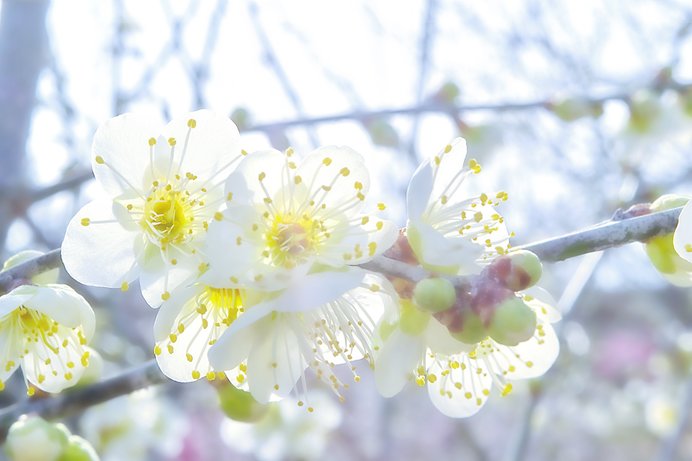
xmin=80 ymin=389 xmax=187 ymax=461
xmin=220 ymin=390 xmax=342 ymax=461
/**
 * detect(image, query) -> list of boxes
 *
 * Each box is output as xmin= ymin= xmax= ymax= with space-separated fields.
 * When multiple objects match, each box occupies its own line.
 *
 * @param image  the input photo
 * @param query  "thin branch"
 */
xmin=516 ymin=207 xmax=681 ymax=261
xmin=0 ymin=249 xmax=61 ymax=295
xmin=244 ymin=81 xmax=692 ymax=133
xmin=0 ymin=361 xmax=166 ymax=442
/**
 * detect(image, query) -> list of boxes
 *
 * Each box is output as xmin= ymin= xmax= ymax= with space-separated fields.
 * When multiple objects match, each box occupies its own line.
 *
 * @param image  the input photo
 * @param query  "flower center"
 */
xmin=265 ymin=214 xmax=322 ymax=268
xmin=141 ymin=186 xmax=193 ymax=248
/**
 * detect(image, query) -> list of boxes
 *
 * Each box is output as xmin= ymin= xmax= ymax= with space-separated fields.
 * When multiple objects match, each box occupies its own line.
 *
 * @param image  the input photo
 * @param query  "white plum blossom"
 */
xmin=198 ymin=145 xmax=398 ymax=402
xmin=375 ymin=289 xmax=560 ymax=417
xmin=61 ymin=110 xmax=242 ymax=307
xmin=0 ymin=251 xmax=95 ymax=394
xmin=209 ymin=270 xmax=398 ymax=404
xmin=202 ymin=146 xmax=397 ymax=290
xmin=80 ymin=389 xmax=187 ymax=461
xmin=406 ymin=137 xmax=509 ymax=275
xmin=374 ymin=138 xmax=560 ymax=417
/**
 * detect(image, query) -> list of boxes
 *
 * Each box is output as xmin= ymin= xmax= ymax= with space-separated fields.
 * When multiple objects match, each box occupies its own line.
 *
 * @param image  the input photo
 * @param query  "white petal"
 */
xmin=674 ymin=202 xmax=692 ymax=263
xmin=408 ymin=219 xmax=483 ymax=273
xmin=374 ymin=329 xmax=424 ymax=397
xmin=61 ymin=200 xmax=139 ymax=288
xmin=0 ymin=285 xmax=34 ymax=318
xmin=498 ymin=318 xmax=559 ymax=380
xmin=426 ymin=352 xmax=492 ymax=418
xmin=424 ymin=317 xmax=474 ymax=355
xmin=159 ymin=110 xmax=241 ymax=180
xmin=92 ymin=113 xmax=161 ymax=196
xmin=21 ymin=328 xmax=89 ymax=393
xmin=406 ymin=158 xmax=434 ymax=219
xmin=29 ymin=285 xmax=96 ymax=340
xmin=317 ymin=217 xmax=398 ymax=266
xmin=246 ymin=318 xmax=307 ymax=403
xmin=522 ymin=286 xmax=561 ymax=322
xmin=208 ymin=319 xmax=260 ymax=371
xmin=139 ymin=251 xmax=198 ymax=308
xmin=201 ymin=218 xmax=265 ymax=287
xmin=153 ymin=285 xmax=201 ymax=341
xmin=225 ymin=149 xmax=285 ymax=206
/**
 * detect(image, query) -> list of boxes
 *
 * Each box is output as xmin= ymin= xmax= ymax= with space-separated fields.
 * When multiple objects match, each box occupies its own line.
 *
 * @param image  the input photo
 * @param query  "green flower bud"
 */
xmin=450 ymin=311 xmax=487 ymax=345
xmin=413 ymin=278 xmax=456 ymax=313
xmin=488 ymin=297 xmax=537 ymax=346
xmin=57 ymin=436 xmax=99 ymax=461
xmin=507 ymin=250 xmax=542 ymax=291
xmin=5 ymin=416 xmax=69 ymax=461
xmin=217 ymin=383 xmax=270 ymax=423
xmin=399 ymin=299 xmax=430 ymax=335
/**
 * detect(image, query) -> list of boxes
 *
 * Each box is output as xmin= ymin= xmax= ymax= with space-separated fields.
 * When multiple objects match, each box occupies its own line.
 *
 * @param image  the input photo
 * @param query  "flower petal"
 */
xmin=406 ymin=157 xmax=434 ymax=219
xmin=245 ymin=317 xmax=307 ymax=403
xmin=159 ymin=110 xmax=241 ymax=180
xmin=407 ymin=219 xmax=483 ymax=273
xmin=374 ymin=329 xmax=424 ymax=397
xmin=225 ymin=149 xmax=286 ymax=207
xmin=317 ymin=217 xmax=398 ymax=266
xmin=61 ymin=200 xmax=139 ymax=288
xmin=498 ymin=318 xmax=559 ymax=380
xmin=92 ymin=113 xmax=161 ymax=196
xmin=674 ymin=202 xmax=692 ymax=264
xmin=0 ymin=285 xmax=34 ymax=318
xmin=29 ymin=285 xmax=96 ymax=340
xmin=139 ymin=251 xmax=198 ymax=308
xmin=426 ymin=351 xmax=492 ymax=418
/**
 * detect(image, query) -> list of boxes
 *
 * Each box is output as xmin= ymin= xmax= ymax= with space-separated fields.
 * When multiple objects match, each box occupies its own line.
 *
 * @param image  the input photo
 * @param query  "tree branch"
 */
xmin=0 ymin=361 xmax=166 ymax=442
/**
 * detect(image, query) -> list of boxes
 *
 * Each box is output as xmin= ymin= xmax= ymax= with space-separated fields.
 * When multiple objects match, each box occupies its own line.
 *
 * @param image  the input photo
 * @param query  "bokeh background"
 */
xmin=2 ymin=0 xmax=692 ymax=459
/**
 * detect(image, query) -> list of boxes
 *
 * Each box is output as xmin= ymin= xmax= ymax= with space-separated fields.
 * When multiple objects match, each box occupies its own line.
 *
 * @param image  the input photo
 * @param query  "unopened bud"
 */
xmin=489 ymin=250 xmax=542 ymax=291
xmin=550 ymin=97 xmax=597 ymax=122
xmin=217 ymin=383 xmax=270 ymax=423
xmin=413 ymin=278 xmax=456 ymax=313
xmin=5 ymin=416 xmax=69 ymax=461
xmin=487 ymin=297 xmax=537 ymax=346
xmin=651 ymin=194 xmax=689 ymax=212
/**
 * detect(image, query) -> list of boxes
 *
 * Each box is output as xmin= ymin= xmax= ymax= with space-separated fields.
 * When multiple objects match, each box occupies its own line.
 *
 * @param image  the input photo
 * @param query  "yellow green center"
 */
xmin=141 ymin=187 xmax=193 ymax=247
xmin=265 ymin=214 xmax=323 ymax=268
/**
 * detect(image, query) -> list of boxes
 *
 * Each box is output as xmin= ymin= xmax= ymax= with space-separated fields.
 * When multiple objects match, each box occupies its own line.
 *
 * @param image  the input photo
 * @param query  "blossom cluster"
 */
xmin=0 ymin=110 xmax=562 ymax=419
